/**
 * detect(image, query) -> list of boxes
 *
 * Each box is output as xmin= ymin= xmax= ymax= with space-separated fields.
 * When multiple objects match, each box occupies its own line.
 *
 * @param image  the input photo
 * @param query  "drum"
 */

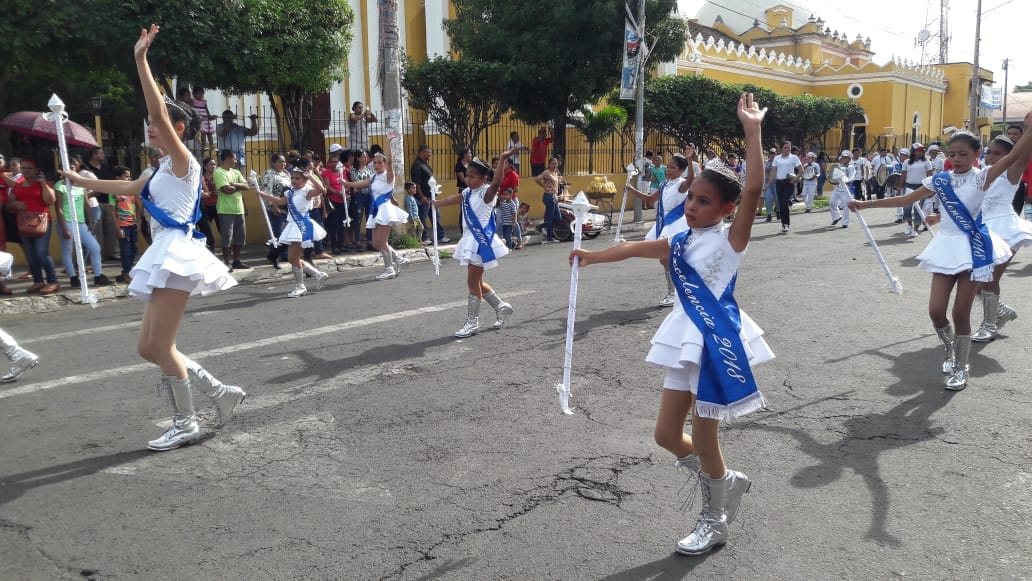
xmin=802 ymin=165 xmax=816 ymax=180
xmin=885 ymin=172 xmax=902 ymax=189
xmin=830 ymin=167 xmax=845 ymax=185
xmin=875 ymin=165 xmax=889 ymax=186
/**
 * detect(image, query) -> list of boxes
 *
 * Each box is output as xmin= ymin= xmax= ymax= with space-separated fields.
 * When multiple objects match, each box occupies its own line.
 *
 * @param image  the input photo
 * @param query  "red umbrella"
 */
xmin=0 ymin=110 xmax=99 ymax=148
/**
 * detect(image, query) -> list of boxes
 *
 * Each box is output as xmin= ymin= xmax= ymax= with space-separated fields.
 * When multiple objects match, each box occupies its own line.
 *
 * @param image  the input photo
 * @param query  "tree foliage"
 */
xmin=445 ymin=0 xmax=687 ymax=158
xmin=622 ymin=75 xmax=863 ymax=153
xmin=402 ymin=56 xmax=511 ymax=156
xmin=572 ymin=105 xmax=628 ymax=174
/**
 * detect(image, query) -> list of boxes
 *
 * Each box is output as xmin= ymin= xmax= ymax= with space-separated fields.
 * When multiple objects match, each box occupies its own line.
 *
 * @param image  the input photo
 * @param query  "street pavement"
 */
xmin=1 ymin=207 xmax=1030 ymax=580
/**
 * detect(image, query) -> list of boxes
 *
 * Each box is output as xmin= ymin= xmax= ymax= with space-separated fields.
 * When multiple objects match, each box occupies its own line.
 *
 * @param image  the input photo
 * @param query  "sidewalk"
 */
xmin=0 ymin=212 xmax=659 ymax=315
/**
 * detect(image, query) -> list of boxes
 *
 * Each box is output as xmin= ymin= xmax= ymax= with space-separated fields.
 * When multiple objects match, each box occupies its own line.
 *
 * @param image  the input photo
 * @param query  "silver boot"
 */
xmin=454 ymin=296 xmax=481 ymax=338
xmin=148 ymin=376 xmax=201 ymax=451
xmin=934 ymin=324 xmax=955 ymax=375
xmin=997 ymin=301 xmax=1017 ymax=329
xmin=0 ymin=329 xmax=38 ymax=382
xmin=391 ymin=249 xmax=410 ymax=274
xmin=287 ymin=268 xmax=307 ymax=298
xmin=676 ymin=471 xmax=729 ymax=556
xmin=302 ymin=261 xmax=329 ymax=291
xmin=675 ymin=455 xmax=701 ymax=512
xmin=376 ymin=250 xmax=397 ymax=280
xmin=972 ymin=293 xmax=999 ymax=343
xmin=182 ymin=356 xmax=246 ymax=428
xmin=722 ymin=470 xmax=752 ymax=524
xmin=483 ymin=291 xmax=514 ymax=329
xmin=945 ymin=335 xmax=971 ymax=391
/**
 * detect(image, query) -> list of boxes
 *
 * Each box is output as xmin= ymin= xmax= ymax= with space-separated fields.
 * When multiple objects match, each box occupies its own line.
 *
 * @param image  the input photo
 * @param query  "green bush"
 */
xmin=389 ymin=231 xmax=424 ymax=249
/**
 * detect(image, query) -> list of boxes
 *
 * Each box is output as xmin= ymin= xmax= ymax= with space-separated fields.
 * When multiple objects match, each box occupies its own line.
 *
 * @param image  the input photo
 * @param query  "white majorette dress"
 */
xmin=365 ymin=171 xmax=408 ymax=228
xmin=453 ymin=184 xmax=509 ymax=269
xmin=915 ymin=169 xmax=1012 ymax=275
xmin=130 ymin=156 xmax=236 ymax=301
xmin=646 ymin=223 xmax=774 ymax=416
xmin=981 ymin=172 xmax=1032 ymax=250
xmin=278 ymin=186 xmax=327 ymax=248
xmin=645 ymin=177 xmax=688 ymax=241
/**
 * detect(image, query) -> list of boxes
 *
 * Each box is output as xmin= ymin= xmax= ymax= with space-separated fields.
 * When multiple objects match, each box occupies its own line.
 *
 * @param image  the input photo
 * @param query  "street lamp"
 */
xmin=90 ymin=95 xmax=103 ymax=148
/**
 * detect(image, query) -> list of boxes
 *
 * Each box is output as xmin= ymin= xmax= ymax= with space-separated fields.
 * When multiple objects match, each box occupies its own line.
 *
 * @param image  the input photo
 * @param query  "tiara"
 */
xmin=470 ymin=157 xmax=491 ymax=172
xmin=163 ymin=95 xmax=192 ymax=117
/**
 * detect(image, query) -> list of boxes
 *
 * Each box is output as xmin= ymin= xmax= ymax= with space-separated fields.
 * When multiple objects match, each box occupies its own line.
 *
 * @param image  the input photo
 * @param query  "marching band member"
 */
xmin=828 ymin=151 xmax=855 ymax=228
xmin=800 ymin=152 xmax=821 ymax=212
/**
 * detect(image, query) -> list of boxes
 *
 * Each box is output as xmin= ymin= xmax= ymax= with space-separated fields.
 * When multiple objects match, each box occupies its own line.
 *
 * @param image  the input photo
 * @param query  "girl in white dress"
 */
xmin=60 ymin=25 xmax=245 ymax=451
xmin=849 ymin=119 xmax=1032 ymax=390
xmin=257 ymin=167 xmax=330 ymax=297
xmin=971 ymin=133 xmax=1032 ymax=342
xmin=624 ymin=153 xmax=694 ymax=307
xmin=433 ymin=147 xmax=519 ymax=337
xmin=342 ymin=134 xmax=409 ymax=280
xmin=571 ymin=95 xmax=772 ymax=557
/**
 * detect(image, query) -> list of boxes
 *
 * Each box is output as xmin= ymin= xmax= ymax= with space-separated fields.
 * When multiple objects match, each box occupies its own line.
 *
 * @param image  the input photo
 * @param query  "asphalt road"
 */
xmin=1 ymin=208 xmax=1030 ymax=580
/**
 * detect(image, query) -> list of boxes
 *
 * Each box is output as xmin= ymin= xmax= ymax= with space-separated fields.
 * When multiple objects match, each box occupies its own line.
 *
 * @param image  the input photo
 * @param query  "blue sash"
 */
xmin=669 ymin=230 xmax=761 ymax=419
xmin=140 ymin=171 xmax=205 ymax=240
xmin=370 ymin=193 xmax=391 ymax=218
xmin=462 ymin=188 xmax=497 ymax=263
xmin=930 ymin=171 xmax=995 ymax=281
xmin=653 ymin=181 xmax=686 ymax=238
xmin=285 ymin=190 xmax=313 ymax=246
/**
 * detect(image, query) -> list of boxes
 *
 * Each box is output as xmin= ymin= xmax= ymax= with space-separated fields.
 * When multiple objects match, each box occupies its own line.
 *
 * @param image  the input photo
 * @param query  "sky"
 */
xmin=677 ymin=0 xmax=1029 ymax=93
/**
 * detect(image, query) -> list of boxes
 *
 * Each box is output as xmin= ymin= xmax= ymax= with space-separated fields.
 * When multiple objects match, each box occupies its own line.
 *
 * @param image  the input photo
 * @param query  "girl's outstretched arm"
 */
xmin=994 ymin=111 xmax=1032 ymax=185
xmin=849 ymin=186 xmax=932 ymax=211
xmin=570 ymin=239 xmax=669 ymax=268
xmin=433 ymin=194 xmax=462 ymax=208
xmin=728 ymin=93 xmax=766 ymax=252
xmin=135 ymin=25 xmax=191 ymax=177
xmin=485 ymin=146 xmax=519 ymax=204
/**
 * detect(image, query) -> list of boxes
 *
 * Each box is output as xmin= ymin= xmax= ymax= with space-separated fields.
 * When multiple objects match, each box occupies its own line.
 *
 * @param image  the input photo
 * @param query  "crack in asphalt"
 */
xmin=381 ymin=454 xmax=653 ymax=580
xmin=0 ymin=518 xmax=96 ymax=580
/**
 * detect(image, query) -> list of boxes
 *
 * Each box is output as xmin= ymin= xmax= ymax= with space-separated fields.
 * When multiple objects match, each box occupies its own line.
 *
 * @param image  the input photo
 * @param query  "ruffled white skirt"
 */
xmin=366 ymin=202 xmax=409 ymax=228
xmin=453 ymin=232 xmax=509 ymax=269
xmin=915 ymin=230 xmax=1013 ymax=275
xmin=279 ymin=220 xmax=327 ymax=249
xmin=646 ymin=308 xmax=775 ymax=371
xmin=129 ymin=227 xmax=236 ymax=302
xmin=645 ymin=216 xmax=688 ymax=241
xmin=984 ymin=211 xmax=1032 ymax=251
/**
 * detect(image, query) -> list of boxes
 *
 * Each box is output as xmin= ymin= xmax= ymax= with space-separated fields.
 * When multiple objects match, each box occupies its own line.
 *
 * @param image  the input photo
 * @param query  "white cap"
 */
xmin=840 ymin=150 xmax=853 ymax=158
xmin=328 ymin=143 xmax=343 ymax=153
xmin=928 ymin=144 xmax=941 ymax=151
xmin=899 ymin=148 xmax=910 ymax=156
xmin=806 ymin=151 xmax=817 ymax=158
xmin=912 ymin=142 xmax=924 ymax=150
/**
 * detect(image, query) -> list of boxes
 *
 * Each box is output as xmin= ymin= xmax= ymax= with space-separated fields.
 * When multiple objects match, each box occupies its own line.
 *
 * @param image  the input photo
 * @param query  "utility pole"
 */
xmin=1002 ymin=58 xmax=1010 ymax=127
xmin=938 ymin=0 xmax=949 ymax=64
xmin=378 ymin=0 xmax=404 ymax=196
xmin=633 ymin=0 xmax=646 ymax=223
xmin=968 ymin=0 xmax=982 ymax=133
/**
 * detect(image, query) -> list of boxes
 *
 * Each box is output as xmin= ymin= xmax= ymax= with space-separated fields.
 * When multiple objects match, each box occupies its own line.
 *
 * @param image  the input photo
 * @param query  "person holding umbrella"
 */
xmin=60 ymin=24 xmax=244 ymax=451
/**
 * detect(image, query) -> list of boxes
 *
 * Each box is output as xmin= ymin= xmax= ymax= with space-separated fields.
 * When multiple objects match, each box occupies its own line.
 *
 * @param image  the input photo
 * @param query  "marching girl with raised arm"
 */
xmin=433 ymin=147 xmax=518 ymax=338
xmin=624 ymin=151 xmax=694 ymax=307
xmin=849 ymin=119 xmax=1032 ymax=390
xmin=570 ymin=94 xmax=773 ymax=556
xmin=971 ymin=130 xmax=1032 ymax=342
xmin=257 ymin=167 xmax=330 ymax=298
xmin=341 ymin=134 xmax=409 ymax=280
xmin=60 ymin=25 xmax=244 ymax=451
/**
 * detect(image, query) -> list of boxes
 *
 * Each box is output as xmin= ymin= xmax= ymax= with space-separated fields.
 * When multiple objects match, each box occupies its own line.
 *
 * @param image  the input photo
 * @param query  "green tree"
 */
xmin=402 ymin=56 xmax=511 ymax=155
xmin=572 ymin=105 xmax=628 ymax=173
xmin=445 ymin=0 xmax=687 ymax=158
xmin=1014 ymin=81 xmax=1032 ymax=93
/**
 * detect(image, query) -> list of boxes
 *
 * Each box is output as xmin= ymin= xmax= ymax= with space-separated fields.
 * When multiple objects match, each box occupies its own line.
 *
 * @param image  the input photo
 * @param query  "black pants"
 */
xmin=1014 ymin=182 xmax=1028 ymax=216
xmin=775 ymin=179 xmax=794 ymax=227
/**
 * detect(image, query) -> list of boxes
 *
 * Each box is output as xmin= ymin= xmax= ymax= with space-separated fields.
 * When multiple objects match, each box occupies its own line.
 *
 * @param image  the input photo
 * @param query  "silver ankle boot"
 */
xmin=945 ymin=335 xmax=971 ymax=391
xmin=288 ymin=268 xmax=307 ymax=298
xmin=0 ymin=329 xmax=38 ymax=382
xmin=722 ymin=470 xmax=752 ymax=524
xmin=391 ymin=249 xmax=409 ymax=273
xmin=454 ymin=296 xmax=481 ymax=338
xmin=148 ymin=376 xmax=201 ymax=451
xmin=997 ymin=301 xmax=1017 ymax=329
xmin=972 ymin=293 xmax=999 ymax=343
xmin=934 ymin=324 xmax=955 ymax=374
xmin=302 ymin=261 xmax=329 ymax=291
xmin=676 ymin=471 xmax=729 ymax=556
xmin=483 ymin=291 xmax=514 ymax=329
xmin=182 ymin=356 xmax=246 ymax=428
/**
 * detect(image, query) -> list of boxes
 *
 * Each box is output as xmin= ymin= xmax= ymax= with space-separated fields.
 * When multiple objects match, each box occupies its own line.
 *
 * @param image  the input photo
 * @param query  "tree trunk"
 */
xmin=280 ymin=87 xmax=312 ymax=151
xmin=266 ymin=92 xmax=288 ymax=154
xmin=552 ymin=111 xmax=568 ymax=172
xmin=587 ymin=145 xmax=595 ymax=174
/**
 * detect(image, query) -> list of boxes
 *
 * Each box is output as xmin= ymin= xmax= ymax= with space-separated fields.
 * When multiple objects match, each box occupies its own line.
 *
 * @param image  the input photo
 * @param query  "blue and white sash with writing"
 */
xmin=930 ymin=171 xmax=994 ymax=281
xmin=462 ymin=188 xmax=497 ymax=264
xmin=285 ymin=190 xmax=313 ymax=246
xmin=653 ymin=181 xmax=686 ymax=238
xmin=141 ymin=172 xmax=205 ymax=240
xmin=669 ymin=230 xmax=763 ymax=420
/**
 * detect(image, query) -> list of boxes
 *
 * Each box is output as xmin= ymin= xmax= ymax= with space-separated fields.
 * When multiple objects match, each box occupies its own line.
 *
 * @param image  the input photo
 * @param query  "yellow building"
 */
xmin=670 ymin=2 xmax=994 ymax=149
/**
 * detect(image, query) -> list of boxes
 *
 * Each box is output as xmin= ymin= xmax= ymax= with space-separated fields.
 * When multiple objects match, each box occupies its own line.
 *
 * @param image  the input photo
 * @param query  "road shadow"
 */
xmin=0 ymin=448 xmax=155 ymax=507
xmin=541 ymin=306 xmax=661 ymax=338
xmin=742 ymin=344 xmax=962 ymax=547
xmin=266 ymin=334 xmax=460 ymax=384
xmin=598 ymin=549 xmax=718 ymax=580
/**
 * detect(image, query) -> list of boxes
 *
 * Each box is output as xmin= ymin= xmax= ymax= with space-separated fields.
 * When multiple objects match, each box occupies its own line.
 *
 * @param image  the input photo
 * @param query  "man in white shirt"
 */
xmin=766 ymin=141 xmax=801 ymax=232
xmin=850 ymin=147 xmax=870 ymax=201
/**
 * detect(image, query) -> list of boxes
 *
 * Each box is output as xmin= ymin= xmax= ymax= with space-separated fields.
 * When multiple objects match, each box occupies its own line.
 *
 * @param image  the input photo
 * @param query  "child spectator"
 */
xmin=112 ymin=166 xmax=141 ymax=283
xmin=403 ymin=181 xmax=421 ymax=235
xmin=498 ymin=189 xmax=520 ymax=249
xmin=517 ymin=202 xmax=533 ymax=243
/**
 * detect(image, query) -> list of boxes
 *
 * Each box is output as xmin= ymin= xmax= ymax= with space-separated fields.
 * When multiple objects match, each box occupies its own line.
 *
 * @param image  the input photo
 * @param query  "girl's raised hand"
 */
xmin=737 ymin=93 xmax=767 ymax=126
xmin=135 ymin=24 xmax=159 ymax=60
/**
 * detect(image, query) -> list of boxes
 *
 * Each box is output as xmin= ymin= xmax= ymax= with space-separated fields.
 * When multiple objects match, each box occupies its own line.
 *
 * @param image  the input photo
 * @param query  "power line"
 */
xmin=982 ymin=0 xmax=1015 ymax=15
